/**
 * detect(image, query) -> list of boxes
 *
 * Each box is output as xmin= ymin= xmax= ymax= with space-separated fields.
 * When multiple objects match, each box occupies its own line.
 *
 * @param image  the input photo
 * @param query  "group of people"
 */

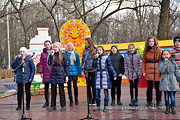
xmin=11 ymin=36 xmax=180 ymax=114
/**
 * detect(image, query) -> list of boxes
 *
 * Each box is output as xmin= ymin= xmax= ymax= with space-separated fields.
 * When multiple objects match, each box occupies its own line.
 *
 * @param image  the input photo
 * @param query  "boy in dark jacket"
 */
xmin=109 ymin=45 xmax=124 ymax=106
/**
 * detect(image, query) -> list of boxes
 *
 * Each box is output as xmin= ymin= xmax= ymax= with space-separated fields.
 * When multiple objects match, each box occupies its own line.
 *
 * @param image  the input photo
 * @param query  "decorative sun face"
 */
xmin=59 ymin=19 xmax=91 ymax=47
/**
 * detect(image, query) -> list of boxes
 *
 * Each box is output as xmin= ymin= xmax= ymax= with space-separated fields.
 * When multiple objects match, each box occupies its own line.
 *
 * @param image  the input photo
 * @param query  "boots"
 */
xmin=70 ymin=99 xmax=73 ymax=106
xmin=103 ymin=98 xmax=109 ymax=112
xmin=61 ymin=106 xmax=66 ymax=111
xmin=42 ymin=102 xmax=49 ymax=108
xmin=16 ymin=106 xmax=21 ymax=111
xmin=111 ymin=99 xmax=115 ymax=106
xmin=171 ymin=107 xmax=176 ymax=114
xmin=26 ymin=104 xmax=30 ymax=110
xmin=156 ymin=101 xmax=162 ymax=108
xmin=75 ymin=98 xmax=79 ymax=105
xmin=134 ymin=99 xmax=138 ymax=106
xmin=117 ymin=99 xmax=122 ymax=105
xmin=49 ymin=106 xmax=56 ymax=112
xmin=146 ymin=100 xmax=153 ymax=107
xmin=165 ymin=107 xmax=170 ymax=114
xmin=129 ymin=99 xmax=134 ymax=106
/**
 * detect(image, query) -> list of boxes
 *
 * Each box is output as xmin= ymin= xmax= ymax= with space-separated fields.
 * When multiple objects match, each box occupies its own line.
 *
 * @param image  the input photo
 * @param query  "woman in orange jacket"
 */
xmin=141 ymin=36 xmax=162 ymax=108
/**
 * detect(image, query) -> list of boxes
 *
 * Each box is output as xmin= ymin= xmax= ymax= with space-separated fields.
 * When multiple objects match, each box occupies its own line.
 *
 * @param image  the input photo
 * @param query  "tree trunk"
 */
xmin=157 ymin=0 xmax=170 ymax=40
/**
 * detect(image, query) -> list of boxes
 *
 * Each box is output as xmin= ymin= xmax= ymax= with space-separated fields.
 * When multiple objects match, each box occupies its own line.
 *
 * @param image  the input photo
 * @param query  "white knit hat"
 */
xmin=19 ymin=47 xmax=27 ymax=53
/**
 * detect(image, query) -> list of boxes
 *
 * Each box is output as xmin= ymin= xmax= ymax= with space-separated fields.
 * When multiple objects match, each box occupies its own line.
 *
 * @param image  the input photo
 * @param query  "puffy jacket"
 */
xmin=141 ymin=47 xmax=162 ymax=81
xmin=124 ymin=51 xmax=141 ymax=80
xmin=170 ymin=47 xmax=180 ymax=71
xmin=39 ymin=48 xmax=53 ymax=83
xmin=159 ymin=58 xmax=180 ymax=91
xmin=92 ymin=53 xmax=117 ymax=89
xmin=81 ymin=48 xmax=96 ymax=72
xmin=66 ymin=52 xmax=82 ymax=77
xmin=11 ymin=55 xmax=35 ymax=83
xmin=48 ymin=52 xmax=69 ymax=84
xmin=109 ymin=52 xmax=124 ymax=75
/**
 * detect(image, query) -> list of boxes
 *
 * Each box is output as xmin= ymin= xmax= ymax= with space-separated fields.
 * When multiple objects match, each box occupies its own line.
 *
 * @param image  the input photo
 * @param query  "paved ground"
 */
xmin=0 ymin=78 xmax=180 ymax=120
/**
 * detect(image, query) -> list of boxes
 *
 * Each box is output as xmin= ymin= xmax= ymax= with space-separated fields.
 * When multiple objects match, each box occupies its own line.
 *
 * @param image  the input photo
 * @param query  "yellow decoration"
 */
xmin=59 ymin=19 xmax=91 ymax=86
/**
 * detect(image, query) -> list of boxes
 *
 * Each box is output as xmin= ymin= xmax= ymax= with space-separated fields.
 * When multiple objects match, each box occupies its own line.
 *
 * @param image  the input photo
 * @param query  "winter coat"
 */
xmin=92 ymin=53 xmax=117 ymax=89
xmin=66 ymin=52 xmax=82 ymax=77
xmin=48 ymin=52 xmax=69 ymax=84
xmin=11 ymin=55 xmax=35 ymax=84
xmin=39 ymin=48 xmax=53 ymax=83
xmin=124 ymin=51 xmax=141 ymax=80
xmin=109 ymin=52 xmax=124 ymax=76
xmin=170 ymin=47 xmax=180 ymax=71
xmin=81 ymin=48 xmax=96 ymax=72
xmin=141 ymin=47 xmax=162 ymax=81
xmin=158 ymin=58 xmax=180 ymax=91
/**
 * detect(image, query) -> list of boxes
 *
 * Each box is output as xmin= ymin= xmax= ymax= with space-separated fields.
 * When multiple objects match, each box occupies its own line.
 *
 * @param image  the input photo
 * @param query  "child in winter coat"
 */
xmin=92 ymin=46 xmax=117 ymax=112
xmin=124 ymin=44 xmax=141 ymax=106
xmin=39 ymin=40 xmax=53 ymax=108
xmin=65 ymin=42 xmax=82 ymax=106
xmin=159 ymin=50 xmax=180 ymax=114
xmin=170 ymin=36 xmax=180 ymax=71
xmin=48 ymin=42 xmax=69 ymax=112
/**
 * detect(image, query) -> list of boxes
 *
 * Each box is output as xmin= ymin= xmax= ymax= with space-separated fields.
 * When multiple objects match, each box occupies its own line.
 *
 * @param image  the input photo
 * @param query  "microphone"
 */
xmin=31 ymin=52 xmax=35 ymax=57
xmin=95 ymin=52 xmax=100 ymax=59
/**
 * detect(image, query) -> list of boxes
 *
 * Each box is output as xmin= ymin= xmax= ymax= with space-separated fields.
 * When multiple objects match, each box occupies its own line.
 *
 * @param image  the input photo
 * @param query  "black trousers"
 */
xmin=44 ymin=83 xmax=49 ymax=103
xmin=85 ymin=72 xmax=96 ymax=101
xmin=17 ymin=83 xmax=31 ymax=106
xmin=111 ymin=77 xmax=122 ymax=100
xmin=51 ymin=83 xmax=66 ymax=107
xmin=129 ymin=79 xmax=138 ymax=100
xmin=147 ymin=81 xmax=162 ymax=102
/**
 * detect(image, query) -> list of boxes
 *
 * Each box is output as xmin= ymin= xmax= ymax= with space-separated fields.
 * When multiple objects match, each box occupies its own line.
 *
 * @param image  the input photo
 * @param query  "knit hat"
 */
xmin=173 ymin=36 xmax=180 ymax=45
xmin=53 ymin=42 xmax=61 ymax=50
xmin=111 ymin=45 xmax=118 ymax=50
xmin=19 ymin=47 xmax=27 ymax=53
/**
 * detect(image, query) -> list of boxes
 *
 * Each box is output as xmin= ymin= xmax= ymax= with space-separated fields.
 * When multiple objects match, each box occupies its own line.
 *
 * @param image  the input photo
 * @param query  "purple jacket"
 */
xmin=39 ymin=47 xmax=53 ymax=83
xmin=124 ymin=51 xmax=142 ymax=80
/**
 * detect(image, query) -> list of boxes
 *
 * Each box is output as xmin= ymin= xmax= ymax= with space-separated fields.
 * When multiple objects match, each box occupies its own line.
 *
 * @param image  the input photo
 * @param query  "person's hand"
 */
xmin=51 ymin=50 xmax=55 ymax=56
xmin=95 ymin=53 xmax=99 ymax=58
xmin=40 ymin=73 xmax=43 ymax=78
xmin=114 ymin=77 xmax=117 ymax=80
xmin=18 ymin=54 xmax=22 ymax=58
xmin=82 ymin=71 xmax=85 ymax=76
xmin=29 ymin=79 xmax=32 ymax=82
xmin=165 ymin=58 xmax=169 ymax=64
xmin=126 ymin=75 xmax=129 ymax=78
xmin=143 ymin=73 xmax=146 ymax=76
xmin=65 ymin=77 xmax=68 ymax=83
xmin=118 ymin=74 xmax=123 ymax=77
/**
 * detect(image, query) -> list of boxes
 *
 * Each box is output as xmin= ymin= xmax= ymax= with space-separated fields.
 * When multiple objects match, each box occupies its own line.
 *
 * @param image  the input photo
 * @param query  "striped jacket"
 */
xmin=170 ymin=47 xmax=180 ymax=71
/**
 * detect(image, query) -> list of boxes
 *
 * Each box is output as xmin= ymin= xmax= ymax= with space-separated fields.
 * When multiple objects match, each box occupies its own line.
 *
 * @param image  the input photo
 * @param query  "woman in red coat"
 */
xmin=141 ymin=36 xmax=162 ymax=108
xmin=39 ymin=40 xmax=53 ymax=108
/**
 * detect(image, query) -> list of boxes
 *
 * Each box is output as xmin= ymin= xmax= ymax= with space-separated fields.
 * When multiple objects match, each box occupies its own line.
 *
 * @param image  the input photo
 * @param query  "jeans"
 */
xmin=67 ymin=76 xmax=78 ymax=100
xmin=17 ymin=83 xmax=31 ymax=106
xmin=111 ymin=77 xmax=122 ymax=100
xmin=96 ymin=89 xmax=109 ymax=107
xmin=164 ymin=91 xmax=176 ymax=108
xmin=146 ymin=81 xmax=161 ymax=102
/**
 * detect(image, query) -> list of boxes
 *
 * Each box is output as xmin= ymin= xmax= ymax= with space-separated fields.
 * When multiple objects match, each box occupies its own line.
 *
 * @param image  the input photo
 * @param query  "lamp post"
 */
xmin=7 ymin=1 xmax=10 ymax=69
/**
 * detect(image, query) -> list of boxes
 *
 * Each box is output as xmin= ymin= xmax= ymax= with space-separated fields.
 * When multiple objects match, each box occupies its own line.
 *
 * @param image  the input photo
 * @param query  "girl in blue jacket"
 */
xmin=65 ymin=42 xmax=82 ymax=106
xmin=11 ymin=47 xmax=35 ymax=110
xmin=92 ymin=46 xmax=117 ymax=112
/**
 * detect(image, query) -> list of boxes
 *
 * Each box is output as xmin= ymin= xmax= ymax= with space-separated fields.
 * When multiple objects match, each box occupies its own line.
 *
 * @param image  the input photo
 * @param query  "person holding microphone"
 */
xmin=11 ymin=47 xmax=35 ymax=110
xmin=48 ymin=42 xmax=69 ymax=112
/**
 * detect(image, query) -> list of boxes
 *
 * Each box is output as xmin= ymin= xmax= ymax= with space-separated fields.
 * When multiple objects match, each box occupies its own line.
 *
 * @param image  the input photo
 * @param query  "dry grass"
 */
xmin=0 ymin=69 xmax=14 ymax=79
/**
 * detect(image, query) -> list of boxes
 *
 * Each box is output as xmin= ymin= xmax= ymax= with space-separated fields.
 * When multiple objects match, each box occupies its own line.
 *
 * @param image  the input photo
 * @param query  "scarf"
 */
xmin=47 ymin=50 xmax=52 ymax=69
xmin=67 ymin=50 xmax=76 ymax=65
